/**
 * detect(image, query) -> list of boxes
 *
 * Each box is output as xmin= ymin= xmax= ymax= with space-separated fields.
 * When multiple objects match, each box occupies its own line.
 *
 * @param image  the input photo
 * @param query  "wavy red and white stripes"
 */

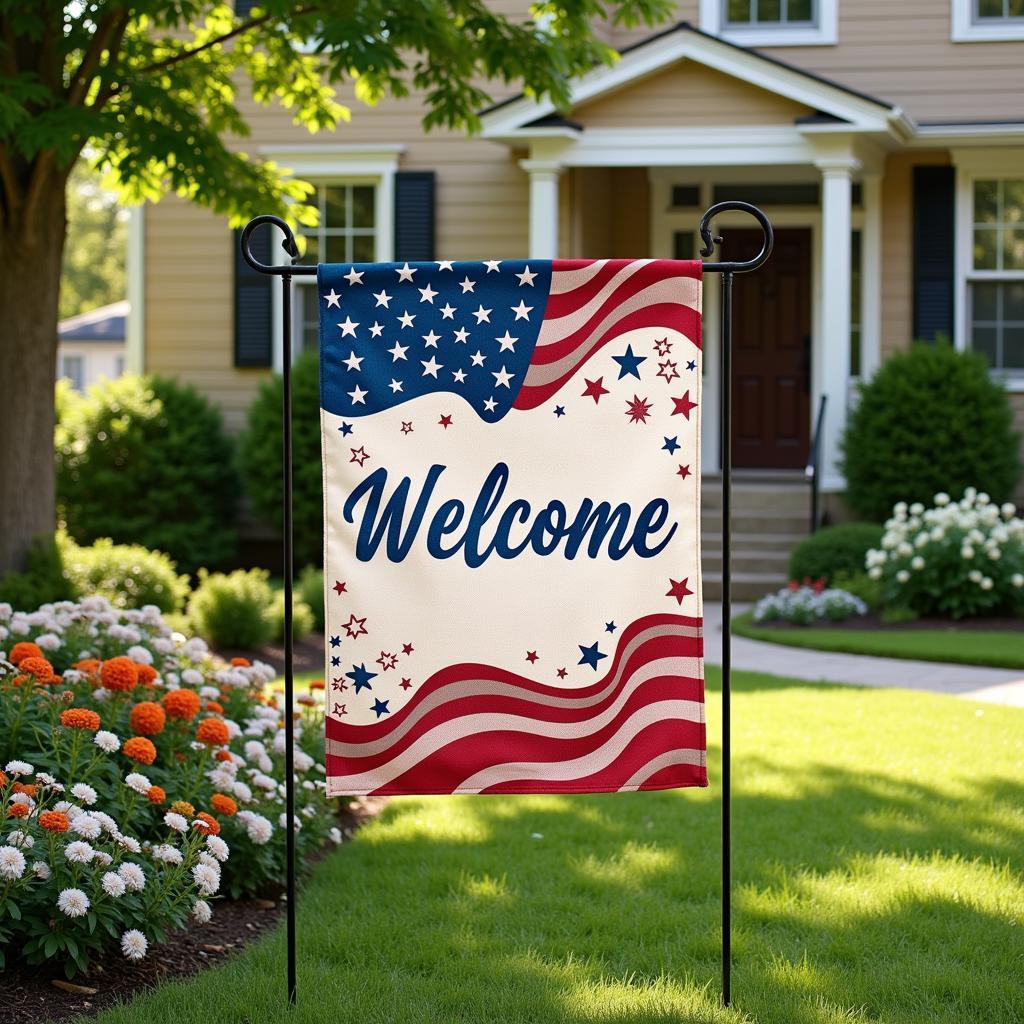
xmin=325 ymin=613 xmax=706 ymax=796
xmin=513 ymin=259 xmax=702 ymax=410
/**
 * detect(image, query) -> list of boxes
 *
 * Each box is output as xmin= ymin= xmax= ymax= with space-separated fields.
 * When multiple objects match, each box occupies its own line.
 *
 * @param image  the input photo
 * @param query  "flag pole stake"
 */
xmin=698 ymin=202 xmax=774 ymax=1010
xmin=240 ymin=206 xmax=774 ymax=1013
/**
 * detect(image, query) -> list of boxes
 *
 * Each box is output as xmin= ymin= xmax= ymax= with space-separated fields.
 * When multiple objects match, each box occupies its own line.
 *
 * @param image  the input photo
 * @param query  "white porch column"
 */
xmin=520 ymin=160 xmax=562 ymax=259
xmin=817 ymin=156 xmax=857 ymax=491
xmin=859 ymin=172 xmax=883 ymax=381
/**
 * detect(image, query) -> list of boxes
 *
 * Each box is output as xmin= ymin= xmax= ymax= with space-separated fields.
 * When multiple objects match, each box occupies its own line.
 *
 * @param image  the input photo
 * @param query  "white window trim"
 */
xmin=699 ymin=0 xmax=837 ymax=46
xmin=953 ymin=148 xmax=1024 ymax=390
xmin=951 ymin=0 xmax=1024 ymax=42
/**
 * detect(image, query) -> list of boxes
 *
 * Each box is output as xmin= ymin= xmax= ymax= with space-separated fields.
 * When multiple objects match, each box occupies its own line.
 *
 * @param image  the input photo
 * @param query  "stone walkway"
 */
xmin=702 ymin=603 xmax=1024 ymax=708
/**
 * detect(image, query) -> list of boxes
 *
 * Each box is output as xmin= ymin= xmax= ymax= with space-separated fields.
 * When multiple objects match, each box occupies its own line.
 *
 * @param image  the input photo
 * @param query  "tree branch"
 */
xmin=67 ymin=9 xmax=128 ymax=107
xmin=21 ymin=149 xmax=55 ymax=238
xmin=88 ymin=14 xmax=131 ymax=115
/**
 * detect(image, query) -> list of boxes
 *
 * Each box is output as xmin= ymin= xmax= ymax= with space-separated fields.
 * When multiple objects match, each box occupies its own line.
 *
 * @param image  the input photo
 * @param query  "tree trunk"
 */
xmin=0 ymin=185 xmax=67 ymax=575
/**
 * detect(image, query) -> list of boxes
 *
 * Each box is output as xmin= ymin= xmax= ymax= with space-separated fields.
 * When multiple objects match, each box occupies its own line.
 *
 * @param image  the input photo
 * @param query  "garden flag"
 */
xmin=317 ymin=258 xmax=706 ymax=795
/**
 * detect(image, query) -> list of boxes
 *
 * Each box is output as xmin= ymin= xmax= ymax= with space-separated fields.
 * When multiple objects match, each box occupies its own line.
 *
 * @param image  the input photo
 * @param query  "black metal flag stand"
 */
xmin=240 ymin=201 xmax=773 ymax=1011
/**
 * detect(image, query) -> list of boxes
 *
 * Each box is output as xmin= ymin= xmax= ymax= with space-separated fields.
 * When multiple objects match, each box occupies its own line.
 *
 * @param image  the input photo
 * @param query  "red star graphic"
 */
xmin=332 ymin=703 xmax=347 ymax=717
xmin=401 ymin=642 xmax=414 ymax=656
xmin=400 ymin=421 xmax=414 ymax=435
xmin=676 ymin=464 xmax=691 ymax=480
xmin=582 ymin=377 xmax=609 ymax=404
xmin=671 ymin=391 xmax=698 ymax=419
xmin=657 ymin=360 xmax=679 ymax=384
xmin=666 ymin=577 xmax=694 ymax=605
xmin=654 ymin=338 xmax=672 ymax=356
xmin=342 ymin=613 xmax=368 ymax=639
xmin=625 ymin=394 xmax=653 ymax=424
xmin=333 ymin=580 xmax=347 ymax=596
xmin=349 ymin=445 xmax=370 ymax=466
xmin=439 ymin=414 xmax=453 ymax=429
xmin=331 ymin=676 xmax=348 ymax=692
xmin=376 ymin=650 xmax=398 ymax=672
xmin=525 ymin=651 xmax=538 ymax=664
xmin=556 ymin=667 xmax=567 ymax=679
xmin=399 ymin=678 xmax=413 ymax=691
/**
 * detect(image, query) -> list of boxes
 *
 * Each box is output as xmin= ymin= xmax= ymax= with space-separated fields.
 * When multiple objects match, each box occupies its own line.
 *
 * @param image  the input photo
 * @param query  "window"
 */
xmin=724 ymin=0 xmax=815 ymax=27
xmin=700 ymin=0 xmax=836 ymax=44
xmin=61 ymin=354 xmax=85 ymax=391
xmin=967 ymin=178 xmax=1024 ymax=374
xmin=974 ymin=0 xmax=1024 ymax=22
xmin=295 ymin=182 xmax=378 ymax=350
xmin=952 ymin=0 xmax=1024 ymax=39
xmin=115 ymin=355 xmax=125 ymax=377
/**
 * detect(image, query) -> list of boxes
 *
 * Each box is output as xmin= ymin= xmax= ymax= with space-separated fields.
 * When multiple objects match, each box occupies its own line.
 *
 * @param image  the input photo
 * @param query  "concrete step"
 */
xmin=701 ymin=510 xmax=811 ymax=536
xmin=701 ymin=547 xmax=792 ymax=576
xmin=701 ymin=485 xmax=811 ymax=514
xmin=701 ymin=570 xmax=785 ymax=602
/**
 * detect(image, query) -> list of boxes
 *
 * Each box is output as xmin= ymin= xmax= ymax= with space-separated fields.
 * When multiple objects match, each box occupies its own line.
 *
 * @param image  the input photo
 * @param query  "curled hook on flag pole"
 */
xmin=698 ymin=200 xmax=774 ymax=274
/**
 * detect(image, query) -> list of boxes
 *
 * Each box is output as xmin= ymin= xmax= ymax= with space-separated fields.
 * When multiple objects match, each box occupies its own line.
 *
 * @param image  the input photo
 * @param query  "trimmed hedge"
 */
xmin=187 ymin=568 xmax=275 ymax=649
xmin=788 ymin=523 xmax=884 ymax=584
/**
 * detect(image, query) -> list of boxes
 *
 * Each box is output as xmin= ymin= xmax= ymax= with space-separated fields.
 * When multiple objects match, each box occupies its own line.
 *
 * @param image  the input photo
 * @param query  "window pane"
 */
xmin=1005 ymin=281 xmax=1024 ymax=320
xmin=974 ymin=180 xmax=999 ymax=223
xmin=351 ymin=234 xmax=376 ymax=263
xmin=1004 ymin=179 xmax=1024 ymax=223
xmin=324 ymin=186 xmax=348 ymax=229
xmin=972 ymin=281 xmax=1000 ymax=321
xmin=1003 ymin=227 xmax=1024 ymax=270
xmin=726 ymin=0 xmax=751 ymax=23
xmin=788 ymin=0 xmax=813 ymax=19
xmin=757 ymin=0 xmax=782 ymax=21
xmin=325 ymin=235 xmax=350 ymax=263
xmin=1005 ymin=326 xmax=1024 ymax=368
xmin=297 ymin=233 xmax=318 ymax=264
xmin=974 ymin=227 xmax=999 ymax=269
xmin=972 ymin=325 xmax=998 ymax=366
xmin=301 ymin=320 xmax=319 ymax=353
xmin=673 ymin=231 xmax=694 ymax=260
xmin=1010 ymin=0 xmax=1024 ymax=16
xmin=976 ymin=0 xmax=1004 ymax=15
xmin=351 ymin=186 xmax=375 ymax=228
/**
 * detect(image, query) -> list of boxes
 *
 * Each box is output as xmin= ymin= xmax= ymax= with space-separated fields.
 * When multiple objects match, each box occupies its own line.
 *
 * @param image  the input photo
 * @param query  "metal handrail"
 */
xmin=805 ymin=393 xmax=828 ymax=533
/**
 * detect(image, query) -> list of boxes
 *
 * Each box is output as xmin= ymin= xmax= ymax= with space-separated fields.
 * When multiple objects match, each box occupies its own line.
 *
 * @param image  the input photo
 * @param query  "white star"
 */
xmin=421 ymin=357 xmax=442 ymax=378
xmin=418 ymin=283 xmax=438 ymax=304
xmin=492 ymin=366 xmax=514 ymax=389
xmin=422 ymin=330 xmax=441 ymax=348
xmin=459 ymin=277 xmax=476 ymax=294
xmin=496 ymin=330 xmax=518 ymax=353
xmin=484 ymin=260 xmax=501 ymax=273
xmin=348 ymin=385 xmax=367 ymax=405
xmin=452 ymin=368 xmax=467 ymax=383
xmin=473 ymin=305 xmax=492 ymax=324
xmin=343 ymin=351 xmax=364 ymax=372
xmin=344 ymin=267 xmax=364 ymax=285
xmin=439 ymin=303 xmax=457 ymax=320
xmin=396 ymin=263 xmax=416 ymax=282
xmin=368 ymin=321 xmax=384 ymax=338
xmin=511 ymin=299 xmax=533 ymax=321
xmin=453 ymin=327 xmax=470 ymax=344
xmin=388 ymin=378 xmax=404 ymax=394
xmin=436 ymin=260 xmax=454 ymax=271
xmin=470 ymin=350 xmax=486 ymax=367
xmin=483 ymin=397 xmax=498 ymax=412
xmin=516 ymin=266 xmax=537 ymax=287
xmin=388 ymin=341 xmax=408 ymax=362
xmin=397 ymin=310 xmax=415 ymax=328
xmin=324 ymin=289 xmax=341 ymax=308
xmin=338 ymin=317 xmax=359 ymax=338
xmin=374 ymin=290 xmax=392 ymax=308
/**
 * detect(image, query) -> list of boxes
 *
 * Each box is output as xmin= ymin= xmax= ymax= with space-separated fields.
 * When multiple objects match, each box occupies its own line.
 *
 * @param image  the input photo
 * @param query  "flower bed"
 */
xmin=0 ymin=597 xmax=337 ymax=978
xmin=752 ymin=580 xmax=868 ymax=626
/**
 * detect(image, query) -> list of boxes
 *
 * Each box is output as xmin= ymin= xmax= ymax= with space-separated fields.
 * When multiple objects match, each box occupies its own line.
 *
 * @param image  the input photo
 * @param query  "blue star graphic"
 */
xmin=330 ymin=635 xmax=341 ymax=648
xmin=346 ymin=663 xmax=377 ymax=693
xmin=339 ymin=422 xmax=354 ymax=436
xmin=662 ymin=436 xmax=680 ymax=455
xmin=612 ymin=344 xmax=647 ymax=380
xmin=371 ymin=698 xmax=391 ymax=718
xmin=686 ymin=360 xmax=697 ymax=371
xmin=605 ymin=621 xmax=617 ymax=634
xmin=553 ymin=405 xmax=566 ymax=417
xmin=330 ymin=656 xmax=340 ymax=667
xmin=577 ymin=641 xmax=607 ymax=671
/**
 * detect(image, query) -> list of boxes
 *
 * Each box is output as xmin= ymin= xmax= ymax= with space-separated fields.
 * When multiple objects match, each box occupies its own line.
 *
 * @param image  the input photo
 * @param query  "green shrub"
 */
xmin=269 ymin=590 xmax=315 ymax=642
xmin=296 ymin=565 xmax=325 ymax=631
xmin=238 ymin=350 xmax=323 ymax=569
xmin=0 ymin=534 xmax=78 ymax=609
xmin=788 ymin=523 xmax=884 ymax=583
xmin=831 ymin=570 xmax=884 ymax=612
xmin=187 ymin=568 xmax=274 ymax=649
xmin=61 ymin=534 xmax=190 ymax=613
xmin=840 ymin=343 xmax=1021 ymax=522
xmin=56 ymin=374 xmax=238 ymax=575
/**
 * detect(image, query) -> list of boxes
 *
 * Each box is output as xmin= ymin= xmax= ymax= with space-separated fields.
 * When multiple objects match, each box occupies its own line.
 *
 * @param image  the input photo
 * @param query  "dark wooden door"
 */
xmin=723 ymin=228 xmax=812 ymax=469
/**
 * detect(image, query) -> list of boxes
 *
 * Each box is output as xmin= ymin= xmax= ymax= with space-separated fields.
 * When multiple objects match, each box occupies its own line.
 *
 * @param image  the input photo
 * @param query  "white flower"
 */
xmin=192 ymin=899 xmax=213 ymax=924
xmin=192 ymin=862 xmax=220 ymax=895
xmin=0 ymin=845 xmax=26 ymax=879
xmin=969 ymin=570 xmax=983 ymax=583
xmin=115 ymin=833 xmax=142 ymax=854
xmin=200 ymin=686 xmax=220 ymax=700
xmin=245 ymin=814 xmax=273 ymax=845
xmin=127 ymin=645 xmax=153 ymax=665
xmin=35 ymin=632 xmax=62 ymax=651
xmin=5 ymin=760 xmax=33 ymax=776
xmin=151 ymin=844 xmax=183 ymax=865
xmin=94 ymin=730 xmax=120 ymax=753
xmin=182 ymin=668 xmax=203 ymax=686
xmin=206 ymin=836 xmax=229 ymax=862
xmin=117 ymin=862 xmax=146 ymax=891
xmin=6 ymin=830 xmax=33 ymax=849
xmin=1012 ymin=573 xmax=1024 ymax=588
xmin=896 ymin=570 xmax=910 ymax=583
xmin=102 ymin=871 xmax=127 ymax=897
xmin=72 ymin=784 xmax=98 ymax=808
xmin=329 ymin=827 xmax=343 ymax=845
xmin=32 ymin=860 xmax=51 ymax=880
xmin=934 ymin=492 xmax=950 ymax=506
xmin=72 ymin=814 xmax=102 ymax=839
xmin=232 ymin=781 xmax=253 ymax=803
xmin=65 ymin=841 xmax=95 ymax=864
xmin=91 ymin=811 xmax=119 ymax=834
xmin=10 ymin=793 xmax=33 ymax=809
xmin=961 ymin=546 xmax=974 ymax=560
xmin=163 ymin=812 xmax=188 ymax=833
xmin=981 ymin=577 xmax=994 ymax=591
xmin=57 ymin=888 xmax=90 ymax=917
xmin=125 ymin=772 xmax=152 ymax=794
xmin=121 ymin=929 xmax=148 ymax=961
xmin=94 ymin=850 xmax=113 ymax=867
xmin=911 ymin=556 xmax=925 ymax=570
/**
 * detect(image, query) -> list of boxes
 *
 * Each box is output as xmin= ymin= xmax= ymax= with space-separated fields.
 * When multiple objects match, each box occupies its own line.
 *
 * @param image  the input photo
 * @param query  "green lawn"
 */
xmin=733 ymin=612 xmax=1024 ymax=670
xmin=84 ymin=669 xmax=1024 ymax=1024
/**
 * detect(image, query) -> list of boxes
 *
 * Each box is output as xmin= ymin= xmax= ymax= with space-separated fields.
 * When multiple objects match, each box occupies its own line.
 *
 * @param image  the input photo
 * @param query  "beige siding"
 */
xmin=1011 ymin=395 xmax=1024 ymax=504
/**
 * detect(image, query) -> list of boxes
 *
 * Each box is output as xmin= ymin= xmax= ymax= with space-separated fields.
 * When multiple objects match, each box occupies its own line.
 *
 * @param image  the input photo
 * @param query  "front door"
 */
xmin=724 ymin=227 xmax=812 ymax=469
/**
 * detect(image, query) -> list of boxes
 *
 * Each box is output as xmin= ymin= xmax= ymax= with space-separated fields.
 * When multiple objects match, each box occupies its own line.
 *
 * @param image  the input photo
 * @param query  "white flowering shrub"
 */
xmin=0 ymin=597 xmax=341 ymax=976
xmin=866 ymin=489 xmax=1024 ymax=619
xmin=752 ymin=583 xmax=868 ymax=626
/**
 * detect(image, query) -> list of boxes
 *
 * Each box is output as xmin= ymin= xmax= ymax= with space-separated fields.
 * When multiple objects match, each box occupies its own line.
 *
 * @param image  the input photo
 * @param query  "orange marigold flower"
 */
xmin=147 ymin=785 xmax=167 ymax=805
xmin=18 ymin=656 xmax=55 ymax=681
xmin=0 ymin=771 xmax=6 ymax=787
xmin=214 ymin=749 xmax=234 ymax=762
xmin=7 ymin=803 xmax=28 ymax=818
xmin=194 ymin=811 xmax=220 ymax=836
xmin=309 ymin=679 xmax=325 ymax=691
xmin=195 ymin=717 xmax=229 ymax=747
xmin=136 ymin=663 xmax=159 ymax=687
xmin=60 ymin=708 xmax=102 ymax=731
xmin=163 ymin=688 xmax=201 ymax=722
xmin=170 ymin=800 xmax=195 ymax=818
xmin=297 ymin=695 xmax=316 ymax=707
xmin=210 ymin=793 xmax=238 ymax=816
xmin=130 ymin=701 xmax=166 ymax=736
xmin=11 ymin=675 xmax=28 ymax=688
xmin=9 ymin=641 xmax=43 ymax=665
xmin=12 ymin=782 xmax=37 ymax=797
xmin=101 ymin=656 xmax=138 ymax=692
xmin=205 ymin=700 xmax=224 ymax=714
xmin=122 ymin=736 xmax=157 ymax=765
xmin=39 ymin=810 xmax=70 ymax=832
xmin=72 ymin=658 xmax=101 ymax=676
xmin=230 ymin=657 xmax=251 ymax=667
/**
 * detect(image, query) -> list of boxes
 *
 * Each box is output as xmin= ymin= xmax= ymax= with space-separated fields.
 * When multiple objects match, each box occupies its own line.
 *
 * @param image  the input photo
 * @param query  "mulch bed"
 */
xmin=2 ymin=797 xmax=386 ymax=1024
xmin=752 ymin=614 xmax=1022 ymax=632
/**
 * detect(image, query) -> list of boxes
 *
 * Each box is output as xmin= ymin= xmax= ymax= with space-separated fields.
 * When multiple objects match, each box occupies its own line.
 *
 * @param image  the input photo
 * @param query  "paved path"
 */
xmin=702 ymin=603 xmax=1024 ymax=708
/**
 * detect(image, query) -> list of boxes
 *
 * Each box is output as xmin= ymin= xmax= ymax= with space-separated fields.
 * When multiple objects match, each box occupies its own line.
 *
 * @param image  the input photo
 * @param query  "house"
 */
xmin=128 ymin=1 xmax=1024 ymax=593
xmin=58 ymin=300 xmax=128 ymax=391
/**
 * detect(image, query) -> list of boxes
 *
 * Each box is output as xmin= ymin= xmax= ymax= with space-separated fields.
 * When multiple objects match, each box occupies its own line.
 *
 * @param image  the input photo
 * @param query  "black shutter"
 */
xmin=234 ymin=227 xmax=273 ymax=368
xmin=393 ymin=171 xmax=435 ymax=262
xmin=912 ymin=165 xmax=955 ymax=342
